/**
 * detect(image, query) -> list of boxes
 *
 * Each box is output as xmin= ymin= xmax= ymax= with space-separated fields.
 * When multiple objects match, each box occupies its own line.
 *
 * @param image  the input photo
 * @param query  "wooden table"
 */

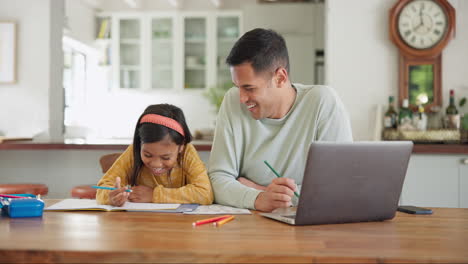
xmin=1 ymin=202 xmax=467 ymax=263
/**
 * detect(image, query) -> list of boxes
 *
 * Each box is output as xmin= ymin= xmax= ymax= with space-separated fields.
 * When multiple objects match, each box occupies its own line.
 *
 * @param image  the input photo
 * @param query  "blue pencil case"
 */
xmin=1 ymin=198 xmax=44 ymax=218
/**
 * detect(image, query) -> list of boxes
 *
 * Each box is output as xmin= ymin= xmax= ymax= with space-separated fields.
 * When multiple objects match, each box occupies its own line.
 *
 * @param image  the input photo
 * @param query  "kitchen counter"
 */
xmin=0 ymin=139 xmax=213 ymax=151
xmin=1 ymin=139 xmax=467 ymax=154
xmin=412 ymin=144 xmax=468 ymax=154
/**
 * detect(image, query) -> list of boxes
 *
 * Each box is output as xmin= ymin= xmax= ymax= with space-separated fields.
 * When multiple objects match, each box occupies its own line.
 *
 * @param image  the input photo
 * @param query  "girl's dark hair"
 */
xmin=129 ymin=104 xmax=192 ymax=186
xmin=226 ymin=28 xmax=290 ymax=76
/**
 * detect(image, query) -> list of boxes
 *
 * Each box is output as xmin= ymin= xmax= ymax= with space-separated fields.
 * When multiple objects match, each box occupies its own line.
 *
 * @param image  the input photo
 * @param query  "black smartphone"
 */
xmin=397 ymin=205 xmax=433 ymax=215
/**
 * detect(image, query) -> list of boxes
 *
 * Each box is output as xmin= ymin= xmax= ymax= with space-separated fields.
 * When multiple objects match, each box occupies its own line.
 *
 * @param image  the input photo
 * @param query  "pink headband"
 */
xmin=140 ymin=114 xmax=185 ymax=137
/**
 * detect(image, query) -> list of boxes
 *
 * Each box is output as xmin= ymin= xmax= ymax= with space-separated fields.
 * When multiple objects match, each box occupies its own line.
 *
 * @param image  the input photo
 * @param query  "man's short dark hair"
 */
xmin=226 ymin=28 xmax=290 ymax=76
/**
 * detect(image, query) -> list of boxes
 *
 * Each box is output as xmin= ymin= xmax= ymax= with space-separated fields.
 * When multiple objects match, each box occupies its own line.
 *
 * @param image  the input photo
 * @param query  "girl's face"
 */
xmin=140 ymin=134 xmax=184 ymax=176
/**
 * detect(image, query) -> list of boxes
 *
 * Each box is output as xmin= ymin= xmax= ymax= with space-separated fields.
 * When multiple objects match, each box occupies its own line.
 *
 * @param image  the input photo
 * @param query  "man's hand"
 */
xmin=128 ymin=185 xmax=153 ymax=203
xmin=238 ymin=177 xmax=267 ymax=191
xmin=109 ymin=177 xmax=130 ymax=207
xmin=254 ymin=178 xmax=297 ymax=212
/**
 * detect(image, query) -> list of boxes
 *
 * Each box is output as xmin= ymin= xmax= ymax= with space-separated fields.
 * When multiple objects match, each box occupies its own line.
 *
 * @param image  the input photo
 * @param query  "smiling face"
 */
xmin=140 ymin=135 xmax=183 ymax=176
xmin=231 ymin=62 xmax=285 ymax=120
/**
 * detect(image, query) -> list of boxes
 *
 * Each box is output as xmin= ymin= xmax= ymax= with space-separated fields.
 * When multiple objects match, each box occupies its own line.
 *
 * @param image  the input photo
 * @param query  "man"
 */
xmin=208 ymin=28 xmax=353 ymax=212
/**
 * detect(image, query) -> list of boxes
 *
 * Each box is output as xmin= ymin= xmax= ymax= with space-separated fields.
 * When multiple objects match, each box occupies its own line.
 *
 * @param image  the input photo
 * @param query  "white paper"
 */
xmin=183 ymin=204 xmax=251 ymax=215
xmin=45 ymin=199 xmax=180 ymax=211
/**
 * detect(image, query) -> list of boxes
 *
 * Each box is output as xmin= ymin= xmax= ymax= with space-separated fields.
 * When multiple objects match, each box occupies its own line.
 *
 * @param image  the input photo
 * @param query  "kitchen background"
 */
xmin=0 ymin=0 xmax=467 ymax=206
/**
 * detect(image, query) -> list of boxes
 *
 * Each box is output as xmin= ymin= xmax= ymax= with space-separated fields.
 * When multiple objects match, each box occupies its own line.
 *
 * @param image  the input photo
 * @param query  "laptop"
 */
xmin=260 ymin=141 xmax=413 ymax=225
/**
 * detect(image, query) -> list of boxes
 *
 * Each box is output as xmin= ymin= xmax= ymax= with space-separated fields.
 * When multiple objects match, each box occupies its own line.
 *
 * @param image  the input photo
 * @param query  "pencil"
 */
xmin=214 ymin=215 xmax=235 ymax=227
xmin=0 ymin=194 xmax=26 ymax=199
xmin=263 ymin=160 xmax=300 ymax=198
xmin=92 ymin=185 xmax=132 ymax=192
xmin=192 ymin=215 xmax=232 ymax=227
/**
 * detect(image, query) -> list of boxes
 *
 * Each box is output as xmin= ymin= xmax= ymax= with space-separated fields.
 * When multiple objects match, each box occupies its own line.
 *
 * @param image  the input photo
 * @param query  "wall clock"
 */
xmin=389 ymin=0 xmax=455 ymax=111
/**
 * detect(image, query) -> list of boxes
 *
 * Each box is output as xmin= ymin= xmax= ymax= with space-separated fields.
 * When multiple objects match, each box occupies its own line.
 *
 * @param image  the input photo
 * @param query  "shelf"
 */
xmin=120 ymin=39 xmax=140 ymax=44
xmin=152 ymin=38 xmax=172 ymax=43
xmin=120 ymin=65 xmax=141 ymax=70
xmin=152 ymin=65 xmax=173 ymax=71
xmin=185 ymin=65 xmax=206 ymax=70
xmin=185 ymin=38 xmax=206 ymax=43
xmin=217 ymin=37 xmax=237 ymax=42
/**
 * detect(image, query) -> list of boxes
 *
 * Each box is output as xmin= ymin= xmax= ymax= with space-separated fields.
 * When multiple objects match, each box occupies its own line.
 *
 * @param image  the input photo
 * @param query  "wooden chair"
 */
xmin=0 ymin=183 xmax=48 ymax=196
xmin=70 ymin=153 xmax=122 ymax=199
xmin=99 ymin=153 xmax=122 ymax=174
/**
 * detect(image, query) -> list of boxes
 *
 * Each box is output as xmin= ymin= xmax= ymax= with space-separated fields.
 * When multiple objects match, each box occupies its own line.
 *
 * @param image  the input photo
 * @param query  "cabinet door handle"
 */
xmin=462 ymin=158 xmax=468 ymax=165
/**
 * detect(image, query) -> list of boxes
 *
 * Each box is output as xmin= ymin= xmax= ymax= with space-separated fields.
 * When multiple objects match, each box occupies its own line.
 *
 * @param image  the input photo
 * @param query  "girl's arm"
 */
xmin=151 ymin=144 xmax=214 ymax=205
xmin=95 ymin=145 xmax=134 ymax=205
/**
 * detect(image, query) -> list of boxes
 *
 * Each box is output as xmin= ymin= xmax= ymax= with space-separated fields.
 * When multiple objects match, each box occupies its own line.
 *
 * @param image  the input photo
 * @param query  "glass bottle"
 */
xmin=413 ymin=104 xmax=427 ymax=131
xmin=398 ymin=98 xmax=413 ymax=129
xmin=384 ymin=96 xmax=398 ymax=129
xmin=314 ymin=50 xmax=324 ymax=84
xmin=445 ymin=89 xmax=460 ymax=129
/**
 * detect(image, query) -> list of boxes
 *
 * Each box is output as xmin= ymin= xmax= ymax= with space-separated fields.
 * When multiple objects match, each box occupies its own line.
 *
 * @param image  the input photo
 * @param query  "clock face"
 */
xmin=397 ymin=0 xmax=448 ymax=49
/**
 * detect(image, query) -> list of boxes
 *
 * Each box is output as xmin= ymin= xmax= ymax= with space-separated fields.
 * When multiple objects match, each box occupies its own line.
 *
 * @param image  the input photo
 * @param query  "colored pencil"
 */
xmin=192 ymin=215 xmax=232 ymax=226
xmin=0 ymin=194 xmax=26 ymax=198
xmin=213 ymin=215 xmax=235 ymax=227
xmin=263 ymin=160 xmax=300 ymax=198
xmin=92 ymin=185 xmax=132 ymax=192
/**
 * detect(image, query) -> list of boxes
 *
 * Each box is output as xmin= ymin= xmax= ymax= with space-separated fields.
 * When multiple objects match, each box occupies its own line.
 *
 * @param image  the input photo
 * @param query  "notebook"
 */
xmin=261 ymin=141 xmax=413 ymax=225
xmin=44 ymin=199 xmax=187 ymax=212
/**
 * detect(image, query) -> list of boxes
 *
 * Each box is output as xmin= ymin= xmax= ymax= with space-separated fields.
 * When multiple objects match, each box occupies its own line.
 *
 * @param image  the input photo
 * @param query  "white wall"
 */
xmin=0 ymin=0 xmax=57 ymax=138
xmin=65 ymin=0 xmax=95 ymax=46
xmin=326 ymin=0 xmax=468 ymax=140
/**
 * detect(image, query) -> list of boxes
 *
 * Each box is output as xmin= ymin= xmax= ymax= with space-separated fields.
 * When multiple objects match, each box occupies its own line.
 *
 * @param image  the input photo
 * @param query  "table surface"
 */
xmin=1 ymin=201 xmax=467 ymax=263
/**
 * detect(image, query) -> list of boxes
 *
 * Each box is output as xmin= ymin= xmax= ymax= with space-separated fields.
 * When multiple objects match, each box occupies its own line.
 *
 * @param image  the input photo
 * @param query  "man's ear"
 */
xmin=275 ymin=67 xmax=288 ymax=86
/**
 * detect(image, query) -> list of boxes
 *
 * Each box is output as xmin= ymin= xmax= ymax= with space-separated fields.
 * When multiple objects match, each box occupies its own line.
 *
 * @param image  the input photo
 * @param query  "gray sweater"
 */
xmin=208 ymin=84 xmax=353 ymax=209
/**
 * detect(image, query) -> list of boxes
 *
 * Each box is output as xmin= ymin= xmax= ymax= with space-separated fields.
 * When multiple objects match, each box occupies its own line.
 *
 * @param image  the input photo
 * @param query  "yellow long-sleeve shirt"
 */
xmin=96 ymin=143 xmax=213 ymax=205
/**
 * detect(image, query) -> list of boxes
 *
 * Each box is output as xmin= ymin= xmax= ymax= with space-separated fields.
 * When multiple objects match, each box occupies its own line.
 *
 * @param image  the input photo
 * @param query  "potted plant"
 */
xmin=203 ymin=82 xmax=232 ymax=113
xmin=194 ymin=82 xmax=232 ymax=141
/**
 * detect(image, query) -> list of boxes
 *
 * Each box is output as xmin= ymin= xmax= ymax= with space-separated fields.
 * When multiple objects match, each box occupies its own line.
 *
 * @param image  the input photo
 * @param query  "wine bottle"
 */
xmin=384 ymin=96 xmax=398 ymax=129
xmin=445 ymin=89 xmax=460 ymax=129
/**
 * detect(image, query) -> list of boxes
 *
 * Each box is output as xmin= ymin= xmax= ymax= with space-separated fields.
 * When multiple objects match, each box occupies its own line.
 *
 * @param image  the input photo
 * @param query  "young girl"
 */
xmin=96 ymin=104 xmax=214 ymax=206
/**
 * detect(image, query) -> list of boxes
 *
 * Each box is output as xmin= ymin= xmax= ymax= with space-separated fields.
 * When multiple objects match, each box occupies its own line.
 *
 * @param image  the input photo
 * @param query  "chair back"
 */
xmin=70 ymin=152 xmax=122 ymax=199
xmin=99 ymin=153 xmax=122 ymax=173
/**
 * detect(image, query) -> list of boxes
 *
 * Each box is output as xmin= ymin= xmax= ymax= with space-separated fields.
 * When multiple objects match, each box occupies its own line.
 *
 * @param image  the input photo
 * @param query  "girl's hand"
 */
xmin=128 ymin=185 xmax=153 ymax=203
xmin=109 ymin=177 xmax=129 ymax=207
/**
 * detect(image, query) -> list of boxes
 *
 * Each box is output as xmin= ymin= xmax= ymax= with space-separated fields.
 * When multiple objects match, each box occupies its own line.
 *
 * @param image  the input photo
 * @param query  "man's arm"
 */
xmin=208 ymin=89 xmax=262 ymax=209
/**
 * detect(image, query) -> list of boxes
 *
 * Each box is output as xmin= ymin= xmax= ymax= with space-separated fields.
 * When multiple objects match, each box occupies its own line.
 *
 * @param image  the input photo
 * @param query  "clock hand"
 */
xmin=419 ymin=6 xmax=424 ymax=26
xmin=413 ymin=21 xmax=423 ymax=31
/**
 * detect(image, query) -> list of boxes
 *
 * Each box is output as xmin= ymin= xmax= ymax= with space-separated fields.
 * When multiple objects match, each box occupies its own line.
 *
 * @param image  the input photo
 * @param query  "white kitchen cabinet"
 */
xmin=400 ymin=154 xmax=468 ymax=208
xmin=216 ymin=15 xmax=240 ymax=87
xmin=110 ymin=11 xmax=241 ymax=91
xmin=115 ymin=17 xmax=143 ymax=89
xmin=150 ymin=16 xmax=177 ymax=90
